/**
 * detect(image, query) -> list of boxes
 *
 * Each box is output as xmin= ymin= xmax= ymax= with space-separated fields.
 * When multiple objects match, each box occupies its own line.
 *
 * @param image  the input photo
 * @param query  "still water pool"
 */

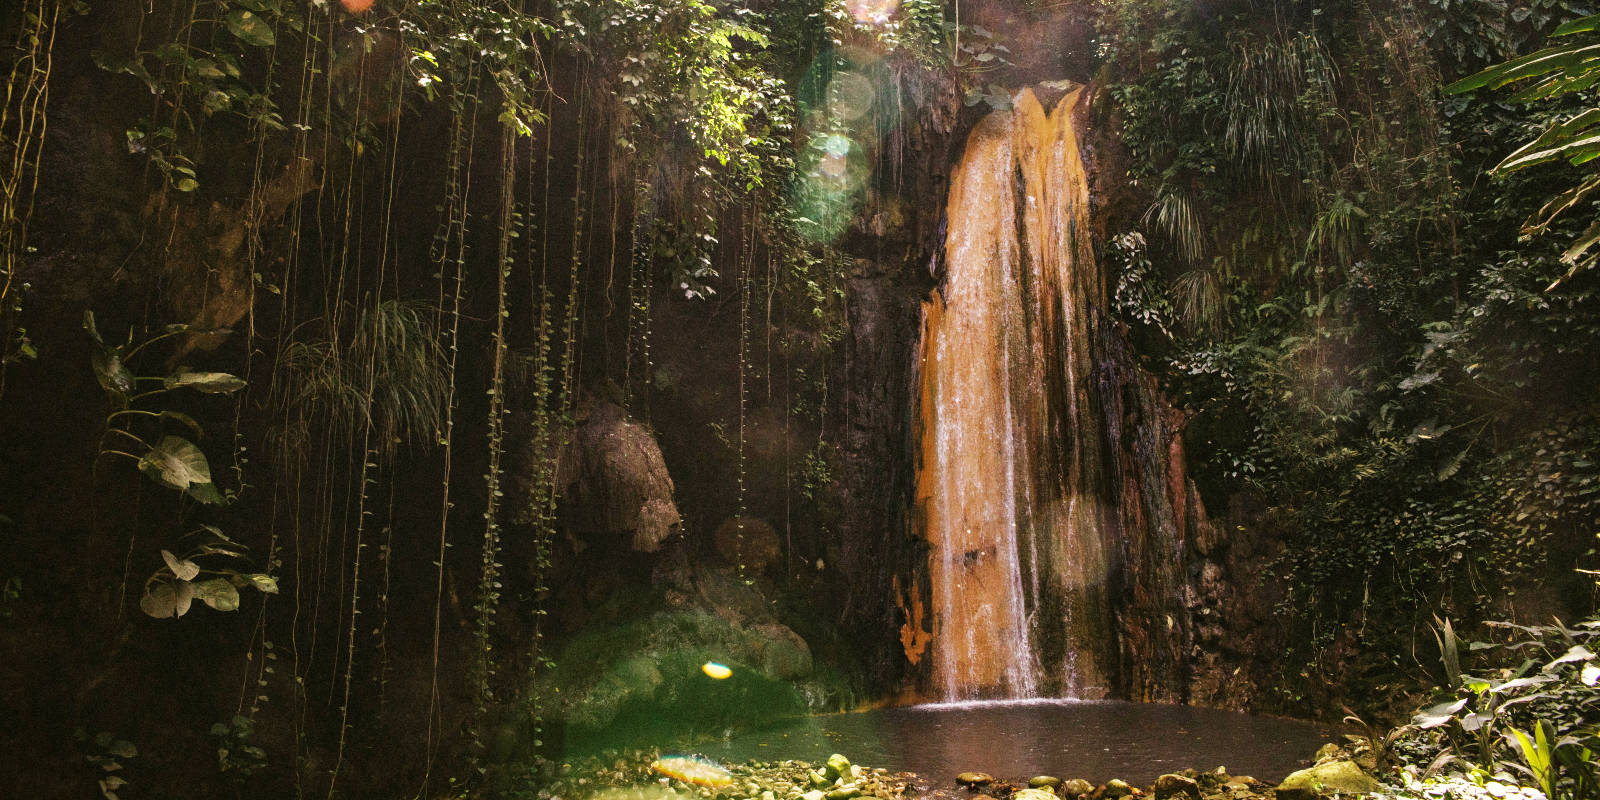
xmin=695 ymin=699 xmax=1337 ymax=786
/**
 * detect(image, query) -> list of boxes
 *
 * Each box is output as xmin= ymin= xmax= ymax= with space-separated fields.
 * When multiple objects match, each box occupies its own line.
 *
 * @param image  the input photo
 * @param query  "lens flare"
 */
xmin=828 ymin=71 xmax=876 ymax=122
xmin=846 ymin=0 xmax=899 ymax=25
xmin=651 ymin=756 xmax=735 ymax=788
xmin=701 ymin=661 xmax=733 ymax=679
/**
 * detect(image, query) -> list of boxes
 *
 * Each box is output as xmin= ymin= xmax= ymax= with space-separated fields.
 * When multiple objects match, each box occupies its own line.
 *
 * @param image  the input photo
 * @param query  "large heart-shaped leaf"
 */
xmin=225 ymin=9 xmax=276 ymax=47
xmin=92 ymin=347 xmax=134 ymax=397
xmin=195 ymin=578 xmax=241 ymax=611
xmin=140 ymin=581 xmax=177 ymax=618
xmin=173 ymin=579 xmax=195 ymax=616
xmin=164 ymin=370 xmax=247 ymax=394
xmin=161 ymin=548 xmax=200 ymax=581
xmin=185 ymin=480 xmax=225 ymax=505
xmin=137 ymin=436 xmax=213 ymax=491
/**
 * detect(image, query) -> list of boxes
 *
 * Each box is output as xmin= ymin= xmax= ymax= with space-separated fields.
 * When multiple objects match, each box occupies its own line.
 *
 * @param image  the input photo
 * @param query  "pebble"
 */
xmin=957 ymin=772 xmax=995 ymax=787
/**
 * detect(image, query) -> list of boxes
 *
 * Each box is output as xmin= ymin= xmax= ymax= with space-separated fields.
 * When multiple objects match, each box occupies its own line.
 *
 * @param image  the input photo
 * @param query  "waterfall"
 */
xmin=915 ymin=86 xmax=1123 ymax=701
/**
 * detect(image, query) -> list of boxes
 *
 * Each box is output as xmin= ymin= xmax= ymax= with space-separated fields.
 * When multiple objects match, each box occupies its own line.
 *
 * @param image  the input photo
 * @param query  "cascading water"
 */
xmin=915 ymin=85 xmax=1151 ymax=702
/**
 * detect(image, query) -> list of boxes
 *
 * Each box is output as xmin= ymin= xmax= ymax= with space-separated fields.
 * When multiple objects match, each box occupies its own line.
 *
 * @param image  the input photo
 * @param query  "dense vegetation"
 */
xmin=1096 ymin=0 xmax=1599 ymax=709
xmin=1 ymin=0 xmax=1597 ymax=797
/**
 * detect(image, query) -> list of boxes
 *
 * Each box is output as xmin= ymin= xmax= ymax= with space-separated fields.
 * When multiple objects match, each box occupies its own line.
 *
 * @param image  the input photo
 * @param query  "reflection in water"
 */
xmin=699 ymin=701 xmax=1334 ymax=786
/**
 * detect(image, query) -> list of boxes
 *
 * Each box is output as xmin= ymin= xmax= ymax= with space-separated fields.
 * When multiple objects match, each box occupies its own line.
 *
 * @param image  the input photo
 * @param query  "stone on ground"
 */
xmin=1274 ymin=760 xmax=1381 ymax=800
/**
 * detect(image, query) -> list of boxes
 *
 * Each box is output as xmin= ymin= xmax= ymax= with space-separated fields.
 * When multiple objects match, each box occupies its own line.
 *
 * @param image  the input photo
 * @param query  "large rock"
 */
xmin=1153 ymin=774 xmax=1199 ymax=800
xmin=1274 ymin=761 xmax=1381 ymax=800
xmin=551 ymin=401 xmax=681 ymax=552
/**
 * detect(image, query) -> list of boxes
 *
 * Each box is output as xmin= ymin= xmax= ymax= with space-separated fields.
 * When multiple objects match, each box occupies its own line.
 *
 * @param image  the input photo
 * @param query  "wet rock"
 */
xmin=827 ymin=783 xmax=862 ymax=800
xmin=957 ymin=773 xmax=994 ymax=788
xmin=1312 ymin=744 xmax=1348 ymax=765
xmin=1102 ymin=779 xmax=1134 ymax=799
xmin=1014 ymin=789 xmax=1059 ymax=800
xmin=802 ymin=791 xmax=826 ymax=800
xmin=1060 ymin=779 xmax=1096 ymax=798
xmin=1274 ymin=761 xmax=1380 ymax=800
xmin=1030 ymin=777 xmax=1063 ymax=790
xmin=1153 ymin=774 xmax=1199 ymax=800
xmin=826 ymin=754 xmax=853 ymax=781
xmin=810 ymin=770 xmax=832 ymax=788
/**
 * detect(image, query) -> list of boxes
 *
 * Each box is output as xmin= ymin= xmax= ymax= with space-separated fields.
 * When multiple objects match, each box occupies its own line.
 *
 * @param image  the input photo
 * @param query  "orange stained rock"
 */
xmin=915 ymin=87 xmax=1111 ymax=701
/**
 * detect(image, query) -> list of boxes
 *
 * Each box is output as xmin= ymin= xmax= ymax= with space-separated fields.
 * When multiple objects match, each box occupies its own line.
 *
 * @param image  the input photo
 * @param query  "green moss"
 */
xmin=535 ymin=610 xmax=831 ymax=755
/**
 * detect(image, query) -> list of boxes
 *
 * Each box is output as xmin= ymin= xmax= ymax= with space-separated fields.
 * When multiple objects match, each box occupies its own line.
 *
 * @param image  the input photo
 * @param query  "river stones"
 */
xmin=1059 ymin=779 xmax=1095 ymax=798
xmin=1030 ymin=777 xmax=1063 ymax=790
xmin=1102 ymin=779 xmax=1134 ymax=799
xmin=1153 ymin=774 xmax=1200 ymax=800
xmin=826 ymin=783 xmax=862 ymax=800
xmin=825 ymin=754 xmax=853 ymax=781
xmin=957 ymin=773 xmax=995 ymax=787
xmin=1274 ymin=761 xmax=1381 ymax=800
xmin=1014 ymin=788 xmax=1059 ymax=800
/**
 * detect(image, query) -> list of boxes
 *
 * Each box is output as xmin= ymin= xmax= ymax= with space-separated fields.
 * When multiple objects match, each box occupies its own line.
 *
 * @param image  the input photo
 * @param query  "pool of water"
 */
xmin=696 ymin=699 xmax=1337 ymax=786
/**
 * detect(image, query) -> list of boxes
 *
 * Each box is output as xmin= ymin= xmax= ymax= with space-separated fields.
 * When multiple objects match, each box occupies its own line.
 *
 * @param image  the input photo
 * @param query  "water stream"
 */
xmin=915 ymin=86 xmax=1117 ymax=701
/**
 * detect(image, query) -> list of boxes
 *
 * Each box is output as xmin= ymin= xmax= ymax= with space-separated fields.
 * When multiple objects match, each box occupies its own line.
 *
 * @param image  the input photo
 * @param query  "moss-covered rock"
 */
xmin=535 ymin=609 xmax=818 ymax=753
xmin=1274 ymin=761 xmax=1380 ymax=800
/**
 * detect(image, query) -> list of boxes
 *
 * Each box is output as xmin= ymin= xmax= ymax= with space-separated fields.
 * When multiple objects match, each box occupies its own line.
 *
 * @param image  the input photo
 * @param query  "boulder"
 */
xmin=1274 ymin=761 xmax=1381 ymax=800
xmin=1153 ymin=774 xmax=1199 ymax=800
xmin=551 ymin=402 xmax=680 ymax=552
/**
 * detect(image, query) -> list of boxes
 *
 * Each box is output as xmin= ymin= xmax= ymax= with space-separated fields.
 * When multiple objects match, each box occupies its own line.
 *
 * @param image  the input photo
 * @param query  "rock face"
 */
xmin=1274 ymin=761 xmax=1381 ymax=800
xmin=712 ymin=517 xmax=782 ymax=572
xmin=551 ymin=401 xmax=681 ymax=552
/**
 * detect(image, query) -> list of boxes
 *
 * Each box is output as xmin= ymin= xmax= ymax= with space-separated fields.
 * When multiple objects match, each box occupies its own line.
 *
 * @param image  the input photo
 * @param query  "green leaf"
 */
xmin=163 ymin=370 xmax=246 ymax=394
xmin=140 ymin=582 xmax=177 ymax=618
xmin=161 ymin=549 xmax=200 ymax=581
xmin=173 ymin=579 xmax=195 ymax=616
xmin=92 ymin=347 xmax=133 ymax=396
xmin=1544 ymin=644 xmax=1596 ymax=671
xmin=175 ymin=177 xmax=199 ymax=193
xmin=137 ymin=436 xmax=214 ymax=491
xmin=242 ymin=573 xmax=279 ymax=594
xmin=1413 ymin=698 xmax=1467 ymax=728
xmin=83 ymin=310 xmax=104 ymax=344
xmin=225 ymin=9 xmax=276 ymax=48
xmin=1553 ymin=14 xmax=1600 ymax=36
xmin=194 ymin=578 xmax=240 ymax=611
xmin=186 ymin=480 xmax=225 ymax=505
